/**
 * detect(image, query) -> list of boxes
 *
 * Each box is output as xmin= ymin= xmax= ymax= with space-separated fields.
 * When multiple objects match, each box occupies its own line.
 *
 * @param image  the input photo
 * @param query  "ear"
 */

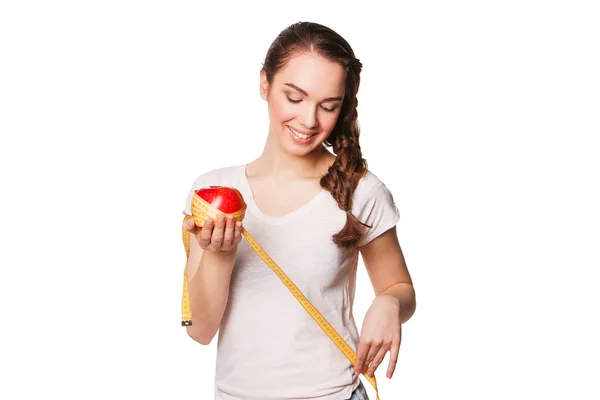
xmin=259 ymin=70 xmax=269 ymax=101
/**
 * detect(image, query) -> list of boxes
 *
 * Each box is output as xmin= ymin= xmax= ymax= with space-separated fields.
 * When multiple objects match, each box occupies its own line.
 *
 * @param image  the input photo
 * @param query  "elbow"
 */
xmin=404 ymin=292 xmax=417 ymax=323
xmin=399 ymin=287 xmax=417 ymax=325
xmin=191 ymin=335 xmax=213 ymax=346
xmin=186 ymin=325 xmax=217 ymax=346
xmin=405 ymin=299 xmax=417 ymax=323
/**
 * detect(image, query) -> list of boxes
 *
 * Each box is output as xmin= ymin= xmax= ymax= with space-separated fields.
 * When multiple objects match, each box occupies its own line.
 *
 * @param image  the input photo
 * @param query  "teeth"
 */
xmin=289 ymin=126 xmax=314 ymax=140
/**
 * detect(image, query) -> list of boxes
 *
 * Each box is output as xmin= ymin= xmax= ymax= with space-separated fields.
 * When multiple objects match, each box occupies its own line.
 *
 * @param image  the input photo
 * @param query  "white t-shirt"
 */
xmin=182 ymin=163 xmax=400 ymax=400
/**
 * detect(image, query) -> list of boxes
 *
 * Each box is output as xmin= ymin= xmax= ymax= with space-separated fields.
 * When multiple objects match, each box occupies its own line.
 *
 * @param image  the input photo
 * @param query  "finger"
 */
xmin=182 ymin=217 xmax=197 ymax=233
xmin=198 ymin=218 xmax=214 ymax=247
xmin=362 ymin=341 xmax=381 ymax=374
xmin=210 ymin=214 xmax=226 ymax=249
xmin=367 ymin=345 xmax=389 ymax=377
xmin=387 ymin=335 xmax=401 ymax=379
xmin=354 ymin=341 xmax=370 ymax=377
xmin=222 ymin=216 xmax=235 ymax=247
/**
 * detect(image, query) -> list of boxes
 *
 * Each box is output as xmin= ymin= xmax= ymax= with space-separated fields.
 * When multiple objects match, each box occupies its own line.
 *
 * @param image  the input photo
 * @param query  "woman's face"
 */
xmin=260 ymin=52 xmax=346 ymax=157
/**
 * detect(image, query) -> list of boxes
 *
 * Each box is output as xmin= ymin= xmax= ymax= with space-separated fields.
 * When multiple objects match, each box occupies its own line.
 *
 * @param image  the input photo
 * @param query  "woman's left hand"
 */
xmin=354 ymin=294 xmax=402 ymax=379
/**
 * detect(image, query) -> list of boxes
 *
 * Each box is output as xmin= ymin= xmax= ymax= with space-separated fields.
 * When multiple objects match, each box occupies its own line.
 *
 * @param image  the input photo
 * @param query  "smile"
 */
xmin=287 ymin=126 xmax=317 ymax=140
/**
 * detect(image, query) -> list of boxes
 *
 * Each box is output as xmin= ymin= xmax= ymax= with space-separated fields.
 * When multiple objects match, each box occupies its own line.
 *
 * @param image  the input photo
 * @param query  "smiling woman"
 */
xmin=260 ymin=52 xmax=346 ymax=154
xmin=180 ymin=21 xmax=416 ymax=400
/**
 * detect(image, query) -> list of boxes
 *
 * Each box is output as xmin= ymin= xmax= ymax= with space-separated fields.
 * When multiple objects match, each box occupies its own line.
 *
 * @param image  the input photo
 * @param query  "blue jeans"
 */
xmin=347 ymin=380 xmax=369 ymax=400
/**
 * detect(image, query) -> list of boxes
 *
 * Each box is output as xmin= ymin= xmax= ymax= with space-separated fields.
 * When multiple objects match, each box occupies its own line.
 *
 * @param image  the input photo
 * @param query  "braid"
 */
xmin=320 ymin=98 xmax=371 ymax=249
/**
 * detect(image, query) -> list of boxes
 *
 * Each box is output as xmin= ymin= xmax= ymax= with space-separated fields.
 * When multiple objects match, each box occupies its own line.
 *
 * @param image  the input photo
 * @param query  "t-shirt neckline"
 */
xmin=239 ymin=164 xmax=328 ymax=225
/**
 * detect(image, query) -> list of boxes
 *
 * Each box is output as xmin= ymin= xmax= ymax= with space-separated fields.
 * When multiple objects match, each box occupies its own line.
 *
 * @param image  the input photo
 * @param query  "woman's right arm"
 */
xmin=183 ymin=214 xmax=243 ymax=345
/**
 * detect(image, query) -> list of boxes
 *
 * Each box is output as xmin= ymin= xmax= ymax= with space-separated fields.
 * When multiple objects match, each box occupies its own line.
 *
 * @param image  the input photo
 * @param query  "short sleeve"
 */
xmin=355 ymin=181 xmax=401 ymax=247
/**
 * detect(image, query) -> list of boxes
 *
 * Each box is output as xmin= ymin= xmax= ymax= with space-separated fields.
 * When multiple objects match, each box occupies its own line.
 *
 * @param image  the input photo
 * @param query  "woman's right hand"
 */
xmin=183 ymin=214 xmax=243 ymax=253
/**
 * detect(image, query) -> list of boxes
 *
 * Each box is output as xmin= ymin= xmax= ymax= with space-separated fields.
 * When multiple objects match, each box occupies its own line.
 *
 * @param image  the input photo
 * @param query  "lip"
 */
xmin=286 ymin=125 xmax=318 ymax=136
xmin=287 ymin=126 xmax=317 ymax=143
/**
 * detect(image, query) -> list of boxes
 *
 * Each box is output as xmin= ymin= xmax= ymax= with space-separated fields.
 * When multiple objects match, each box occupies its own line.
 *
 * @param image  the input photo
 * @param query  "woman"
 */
xmin=181 ymin=21 xmax=416 ymax=400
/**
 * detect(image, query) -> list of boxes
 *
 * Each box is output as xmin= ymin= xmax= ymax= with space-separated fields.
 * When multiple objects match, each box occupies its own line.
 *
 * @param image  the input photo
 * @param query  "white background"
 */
xmin=1 ymin=1 xmax=599 ymax=399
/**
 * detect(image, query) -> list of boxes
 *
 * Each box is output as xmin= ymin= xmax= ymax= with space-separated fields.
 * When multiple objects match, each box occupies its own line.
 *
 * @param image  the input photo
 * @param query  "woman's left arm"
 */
xmin=353 ymin=226 xmax=416 ymax=379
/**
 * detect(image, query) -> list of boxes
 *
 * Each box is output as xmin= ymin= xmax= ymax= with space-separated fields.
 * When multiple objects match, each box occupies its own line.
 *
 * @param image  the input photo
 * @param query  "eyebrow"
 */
xmin=284 ymin=83 xmax=343 ymax=102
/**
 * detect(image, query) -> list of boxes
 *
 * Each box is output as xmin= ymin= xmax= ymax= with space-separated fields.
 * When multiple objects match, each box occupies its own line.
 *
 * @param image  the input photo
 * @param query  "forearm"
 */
xmin=379 ymin=282 xmax=416 ymax=324
xmin=186 ymin=248 xmax=237 ymax=344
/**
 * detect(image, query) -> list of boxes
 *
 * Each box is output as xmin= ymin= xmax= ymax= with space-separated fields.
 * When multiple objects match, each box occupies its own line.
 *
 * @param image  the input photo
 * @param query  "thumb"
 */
xmin=183 ymin=217 xmax=196 ymax=232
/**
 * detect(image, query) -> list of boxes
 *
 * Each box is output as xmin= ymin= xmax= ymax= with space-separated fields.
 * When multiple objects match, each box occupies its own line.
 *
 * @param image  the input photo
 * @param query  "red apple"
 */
xmin=192 ymin=186 xmax=246 ymax=227
xmin=195 ymin=186 xmax=245 ymax=213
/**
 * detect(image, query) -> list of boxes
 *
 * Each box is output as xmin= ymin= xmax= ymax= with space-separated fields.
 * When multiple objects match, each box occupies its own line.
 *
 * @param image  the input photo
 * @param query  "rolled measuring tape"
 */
xmin=181 ymin=189 xmax=381 ymax=400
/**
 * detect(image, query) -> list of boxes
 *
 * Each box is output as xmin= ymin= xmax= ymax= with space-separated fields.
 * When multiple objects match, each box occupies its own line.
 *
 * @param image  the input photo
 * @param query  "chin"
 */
xmin=281 ymin=141 xmax=315 ymax=157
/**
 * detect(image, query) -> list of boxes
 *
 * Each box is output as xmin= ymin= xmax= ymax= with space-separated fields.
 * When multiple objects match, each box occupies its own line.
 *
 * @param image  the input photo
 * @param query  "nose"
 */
xmin=298 ymin=104 xmax=319 ymax=129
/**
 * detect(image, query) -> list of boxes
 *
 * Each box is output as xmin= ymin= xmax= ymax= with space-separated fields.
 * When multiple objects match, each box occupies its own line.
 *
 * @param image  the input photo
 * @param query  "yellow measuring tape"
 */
xmin=181 ymin=193 xmax=380 ymax=400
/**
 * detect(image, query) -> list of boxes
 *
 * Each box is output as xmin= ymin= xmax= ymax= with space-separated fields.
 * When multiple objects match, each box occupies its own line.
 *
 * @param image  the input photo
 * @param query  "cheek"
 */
xmin=321 ymin=112 xmax=340 ymax=131
xmin=268 ymin=97 xmax=295 ymax=122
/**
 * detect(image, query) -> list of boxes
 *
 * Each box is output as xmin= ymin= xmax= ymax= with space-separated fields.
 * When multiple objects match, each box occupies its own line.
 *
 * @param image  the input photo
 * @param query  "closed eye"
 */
xmin=286 ymin=96 xmax=337 ymax=113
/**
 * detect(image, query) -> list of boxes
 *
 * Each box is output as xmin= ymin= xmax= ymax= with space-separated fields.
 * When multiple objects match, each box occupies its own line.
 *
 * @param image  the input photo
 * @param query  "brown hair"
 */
xmin=261 ymin=21 xmax=371 ymax=249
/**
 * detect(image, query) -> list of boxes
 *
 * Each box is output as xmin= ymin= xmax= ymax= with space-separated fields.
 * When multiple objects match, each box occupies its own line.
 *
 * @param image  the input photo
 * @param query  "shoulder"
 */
xmin=352 ymin=168 xmax=401 ymax=247
xmin=351 ymin=168 xmax=399 ymax=215
xmin=354 ymin=169 xmax=389 ymax=202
